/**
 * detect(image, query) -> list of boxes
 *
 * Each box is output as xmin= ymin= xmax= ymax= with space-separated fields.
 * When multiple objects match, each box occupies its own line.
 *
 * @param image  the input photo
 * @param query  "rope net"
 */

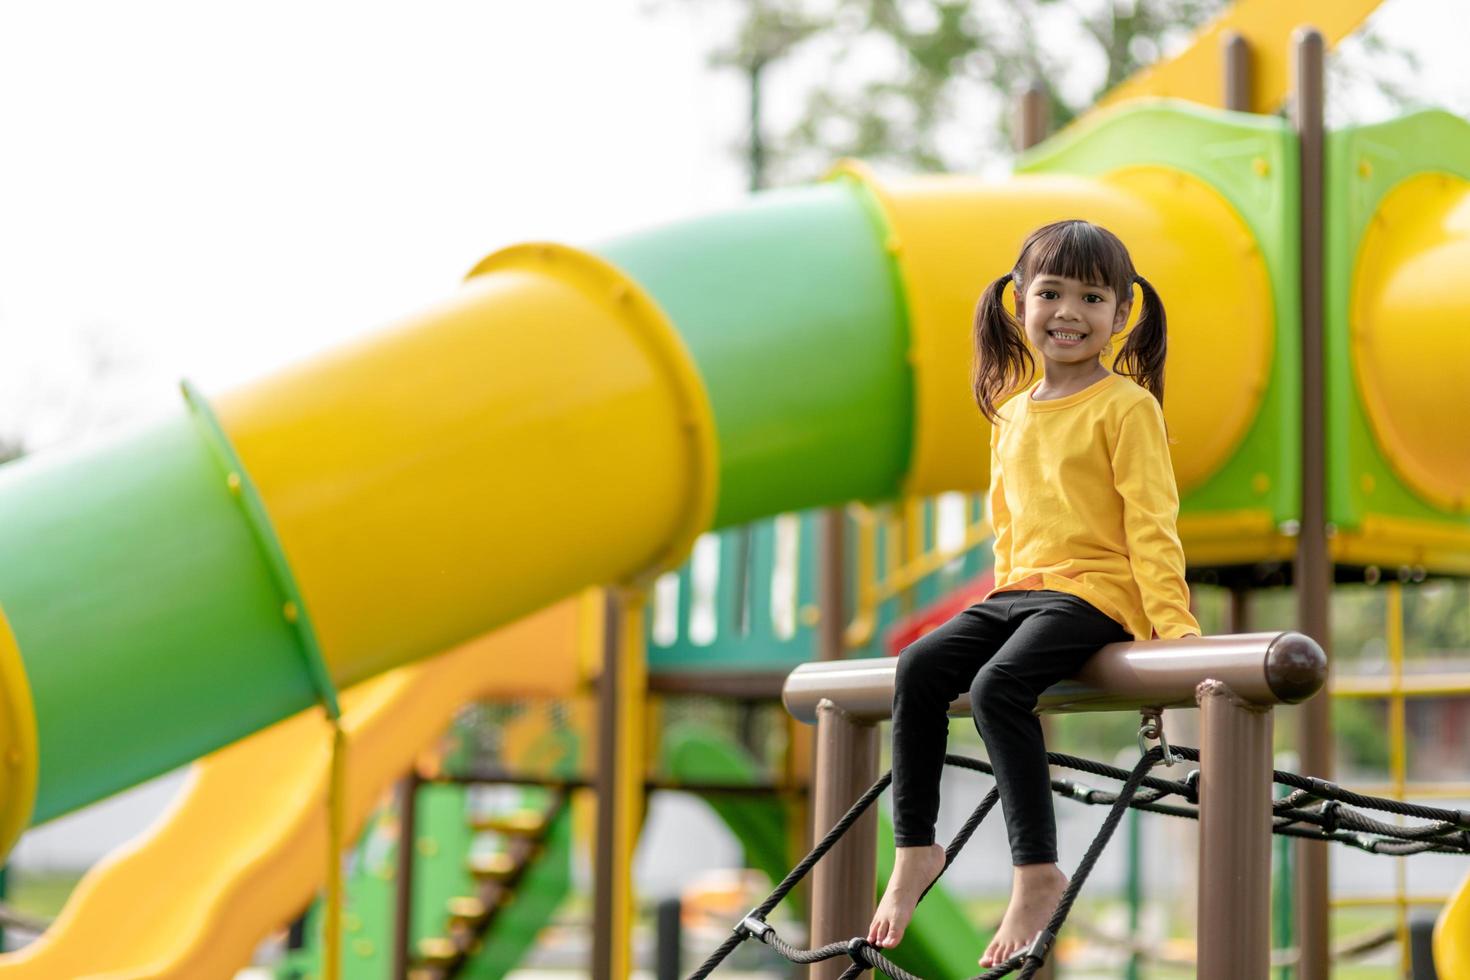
xmin=688 ymin=745 xmax=1470 ymax=979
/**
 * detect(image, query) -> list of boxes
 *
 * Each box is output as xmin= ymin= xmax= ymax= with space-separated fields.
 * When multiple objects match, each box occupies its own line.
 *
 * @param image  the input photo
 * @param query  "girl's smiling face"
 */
xmin=1016 ymin=274 xmax=1131 ymax=370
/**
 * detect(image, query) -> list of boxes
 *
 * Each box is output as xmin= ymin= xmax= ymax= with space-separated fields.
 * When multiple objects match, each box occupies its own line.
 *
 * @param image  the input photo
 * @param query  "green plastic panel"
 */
xmin=0 ymin=413 xmax=317 ymax=822
xmin=1325 ymin=110 xmax=1470 ymax=538
xmin=662 ymin=722 xmax=796 ymax=900
xmin=661 ymin=722 xmax=984 ymax=976
xmin=1019 ymin=100 xmax=1303 ymax=527
xmin=646 ymin=498 xmax=993 ymax=673
xmin=597 ymin=182 xmax=915 ymax=528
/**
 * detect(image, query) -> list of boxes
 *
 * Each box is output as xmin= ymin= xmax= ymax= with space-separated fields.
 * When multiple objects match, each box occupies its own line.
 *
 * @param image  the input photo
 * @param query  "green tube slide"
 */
xmin=0 ymin=415 xmax=318 ymax=822
xmin=598 ymin=179 xmax=914 ymax=528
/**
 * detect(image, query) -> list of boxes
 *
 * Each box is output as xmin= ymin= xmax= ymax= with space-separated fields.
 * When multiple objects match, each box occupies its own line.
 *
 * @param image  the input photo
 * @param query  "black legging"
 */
xmin=890 ymin=589 xmax=1131 ymax=865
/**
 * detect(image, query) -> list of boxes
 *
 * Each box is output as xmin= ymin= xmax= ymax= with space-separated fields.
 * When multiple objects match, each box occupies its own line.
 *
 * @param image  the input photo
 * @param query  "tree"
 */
xmin=668 ymin=0 xmax=1424 ymax=186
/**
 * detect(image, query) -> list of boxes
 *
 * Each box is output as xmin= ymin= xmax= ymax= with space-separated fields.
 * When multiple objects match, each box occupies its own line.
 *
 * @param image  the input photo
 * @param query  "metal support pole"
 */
xmin=1196 ymin=680 xmax=1274 ymax=980
xmin=1272 ymin=759 xmax=1296 ymax=980
xmin=391 ymin=770 xmax=421 ymax=980
xmin=809 ymin=698 xmax=879 ymax=980
xmin=1015 ymin=82 xmax=1050 ymax=153
xmin=1223 ymin=30 xmax=1252 ymax=111
xmin=593 ymin=589 xmax=647 ymax=979
xmin=1291 ymin=26 xmax=1332 ymax=980
xmin=1227 ymin=585 xmax=1251 ymax=633
xmin=793 ymin=503 xmax=848 ymax=969
xmin=1126 ymin=805 xmax=1143 ymax=980
xmin=818 ymin=508 xmax=846 ymax=662
xmin=655 ymin=896 xmax=682 ymax=980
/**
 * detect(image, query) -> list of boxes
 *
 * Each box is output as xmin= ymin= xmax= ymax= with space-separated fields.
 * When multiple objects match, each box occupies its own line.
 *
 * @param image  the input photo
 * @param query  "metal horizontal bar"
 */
xmin=1331 ymin=895 xmax=1450 ymax=908
xmin=1330 ymin=673 xmax=1470 ymax=699
xmin=783 ymin=631 xmax=1325 ymax=724
xmin=1342 ymin=782 xmax=1470 ymax=801
xmin=426 ymin=767 xmax=803 ymax=797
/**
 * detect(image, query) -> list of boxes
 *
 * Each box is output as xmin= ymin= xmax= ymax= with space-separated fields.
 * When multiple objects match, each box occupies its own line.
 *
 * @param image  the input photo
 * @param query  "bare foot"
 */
xmin=867 ymin=843 xmax=946 ymax=949
xmin=979 ymin=863 xmax=1067 ymax=968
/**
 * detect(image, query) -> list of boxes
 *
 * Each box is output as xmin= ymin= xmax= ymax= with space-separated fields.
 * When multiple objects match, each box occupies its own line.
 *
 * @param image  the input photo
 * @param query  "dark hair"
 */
xmin=971 ymin=219 xmax=1168 ymax=423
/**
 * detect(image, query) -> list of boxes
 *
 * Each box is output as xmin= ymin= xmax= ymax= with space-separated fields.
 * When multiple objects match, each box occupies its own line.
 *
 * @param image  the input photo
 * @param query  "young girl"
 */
xmin=867 ymin=220 xmax=1200 ymax=967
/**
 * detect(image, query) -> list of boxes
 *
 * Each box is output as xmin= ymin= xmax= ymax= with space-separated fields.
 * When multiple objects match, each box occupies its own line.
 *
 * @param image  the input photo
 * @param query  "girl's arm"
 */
xmin=987 ymin=422 xmax=1012 ymax=584
xmin=1112 ymin=399 xmax=1201 ymax=639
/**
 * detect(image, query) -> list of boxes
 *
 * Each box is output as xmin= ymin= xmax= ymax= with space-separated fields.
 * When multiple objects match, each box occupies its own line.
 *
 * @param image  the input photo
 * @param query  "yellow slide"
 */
xmin=0 ymin=594 xmax=592 ymax=980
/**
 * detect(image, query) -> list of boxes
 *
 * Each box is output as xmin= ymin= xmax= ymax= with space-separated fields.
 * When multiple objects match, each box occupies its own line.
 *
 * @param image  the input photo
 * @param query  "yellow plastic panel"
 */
xmin=0 ymin=604 xmax=37 ymax=858
xmin=1436 ymin=867 xmax=1470 ymax=980
xmin=0 ymin=597 xmax=584 ymax=980
xmin=213 ymin=245 xmax=716 ymax=687
xmin=1333 ymin=519 xmax=1470 ymax=577
xmin=1351 ymin=173 xmax=1470 ymax=512
xmin=1179 ymin=511 xmax=1297 ymax=566
xmin=837 ymin=165 xmax=1271 ymax=497
xmin=1092 ymin=0 xmax=1382 ymax=117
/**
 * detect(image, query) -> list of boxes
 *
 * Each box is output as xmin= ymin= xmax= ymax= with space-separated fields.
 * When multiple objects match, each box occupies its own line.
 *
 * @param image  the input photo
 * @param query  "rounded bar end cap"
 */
xmin=1264 ymin=631 xmax=1328 ymax=703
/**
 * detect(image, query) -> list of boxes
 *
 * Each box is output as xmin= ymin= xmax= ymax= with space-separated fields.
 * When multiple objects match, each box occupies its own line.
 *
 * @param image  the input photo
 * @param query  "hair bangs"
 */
xmin=1018 ymin=221 xmax=1134 ymax=296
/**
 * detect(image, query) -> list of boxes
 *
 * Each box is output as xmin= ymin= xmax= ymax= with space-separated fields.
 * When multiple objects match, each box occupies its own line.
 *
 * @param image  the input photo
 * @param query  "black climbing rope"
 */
xmin=689 ymin=743 xmax=1470 ymax=978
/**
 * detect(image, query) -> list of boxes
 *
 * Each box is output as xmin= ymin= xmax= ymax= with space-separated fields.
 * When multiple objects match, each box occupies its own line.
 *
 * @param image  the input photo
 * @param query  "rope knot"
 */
xmin=1319 ymin=800 xmax=1342 ymax=835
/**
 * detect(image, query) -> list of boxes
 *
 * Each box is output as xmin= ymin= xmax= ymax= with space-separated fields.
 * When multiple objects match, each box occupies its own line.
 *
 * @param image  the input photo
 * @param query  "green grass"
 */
xmin=953 ymin=894 xmax=1408 ymax=978
xmin=5 ymin=870 xmax=82 ymax=920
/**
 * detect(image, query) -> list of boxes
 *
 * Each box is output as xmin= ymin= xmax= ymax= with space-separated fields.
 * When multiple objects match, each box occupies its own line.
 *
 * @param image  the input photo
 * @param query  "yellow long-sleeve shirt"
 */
xmin=983 ymin=371 xmax=1201 ymax=641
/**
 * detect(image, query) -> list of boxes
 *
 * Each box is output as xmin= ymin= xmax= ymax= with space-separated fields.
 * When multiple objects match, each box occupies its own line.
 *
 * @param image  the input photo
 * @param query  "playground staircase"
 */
xmin=411 ymin=790 xmax=570 ymax=980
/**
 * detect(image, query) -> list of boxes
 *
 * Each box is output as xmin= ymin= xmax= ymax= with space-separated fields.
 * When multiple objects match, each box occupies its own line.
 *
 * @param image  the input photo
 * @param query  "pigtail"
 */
xmin=972 ymin=273 xmax=1035 ymax=423
xmin=1114 ymin=273 xmax=1167 ymax=408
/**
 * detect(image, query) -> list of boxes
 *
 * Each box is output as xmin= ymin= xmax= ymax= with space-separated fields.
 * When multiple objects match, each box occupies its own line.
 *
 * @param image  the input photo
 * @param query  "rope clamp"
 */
xmin=1137 ymin=708 xmax=1177 ymax=766
xmin=737 ymin=914 xmax=773 ymax=943
xmin=1024 ymin=928 xmax=1056 ymax=962
xmin=846 ymin=936 xmax=873 ymax=967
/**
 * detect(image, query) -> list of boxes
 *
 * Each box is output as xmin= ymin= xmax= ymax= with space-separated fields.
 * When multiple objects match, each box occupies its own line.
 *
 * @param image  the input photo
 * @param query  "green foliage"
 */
xmin=666 ymin=0 xmax=1425 ymax=184
xmin=1332 ymin=696 xmax=1390 ymax=771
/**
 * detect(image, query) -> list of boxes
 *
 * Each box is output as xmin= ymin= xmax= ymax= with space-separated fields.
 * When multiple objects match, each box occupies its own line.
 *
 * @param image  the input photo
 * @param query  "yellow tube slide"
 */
xmin=0 ymin=594 xmax=590 ymax=980
xmin=213 ymin=243 xmax=718 ymax=687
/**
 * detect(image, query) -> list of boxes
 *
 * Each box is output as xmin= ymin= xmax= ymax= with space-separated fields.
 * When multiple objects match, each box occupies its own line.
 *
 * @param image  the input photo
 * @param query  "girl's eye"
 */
xmin=1085 ymin=294 xmax=1103 ymax=303
xmin=1039 ymin=290 xmax=1058 ymax=299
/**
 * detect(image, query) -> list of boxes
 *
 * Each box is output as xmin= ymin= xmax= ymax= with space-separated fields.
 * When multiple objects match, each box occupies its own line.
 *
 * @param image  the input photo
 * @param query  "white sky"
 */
xmin=0 ymin=0 xmax=1466 ymax=452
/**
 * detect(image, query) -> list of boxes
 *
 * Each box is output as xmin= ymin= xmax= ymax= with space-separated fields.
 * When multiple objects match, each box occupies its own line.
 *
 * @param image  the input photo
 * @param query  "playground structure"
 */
xmin=781 ymin=633 xmax=1329 ymax=980
xmin=0 ymin=0 xmax=1468 ymax=977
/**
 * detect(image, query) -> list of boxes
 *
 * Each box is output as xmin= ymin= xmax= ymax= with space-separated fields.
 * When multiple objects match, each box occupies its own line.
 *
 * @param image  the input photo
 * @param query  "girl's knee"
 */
xmin=895 ymin=637 xmax=939 ymax=685
xmin=969 ymin=665 xmax=1026 ymax=720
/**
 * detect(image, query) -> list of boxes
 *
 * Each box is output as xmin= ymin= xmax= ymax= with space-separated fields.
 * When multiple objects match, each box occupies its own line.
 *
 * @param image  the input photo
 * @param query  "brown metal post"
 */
xmin=592 ymin=592 xmax=621 ymax=980
xmin=818 ymin=509 xmax=846 ymax=661
xmin=1015 ymin=82 xmax=1050 ymax=152
xmin=1223 ymin=31 xmax=1252 ymax=111
xmin=795 ymin=505 xmax=849 ymax=978
xmin=1291 ymin=26 xmax=1332 ymax=980
xmin=809 ymin=698 xmax=879 ymax=980
xmin=391 ymin=770 xmax=420 ymax=980
xmin=1196 ymin=680 xmax=1274 ymax=979
xmin=1227 ymin=585 xmax=1251 ymax=633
